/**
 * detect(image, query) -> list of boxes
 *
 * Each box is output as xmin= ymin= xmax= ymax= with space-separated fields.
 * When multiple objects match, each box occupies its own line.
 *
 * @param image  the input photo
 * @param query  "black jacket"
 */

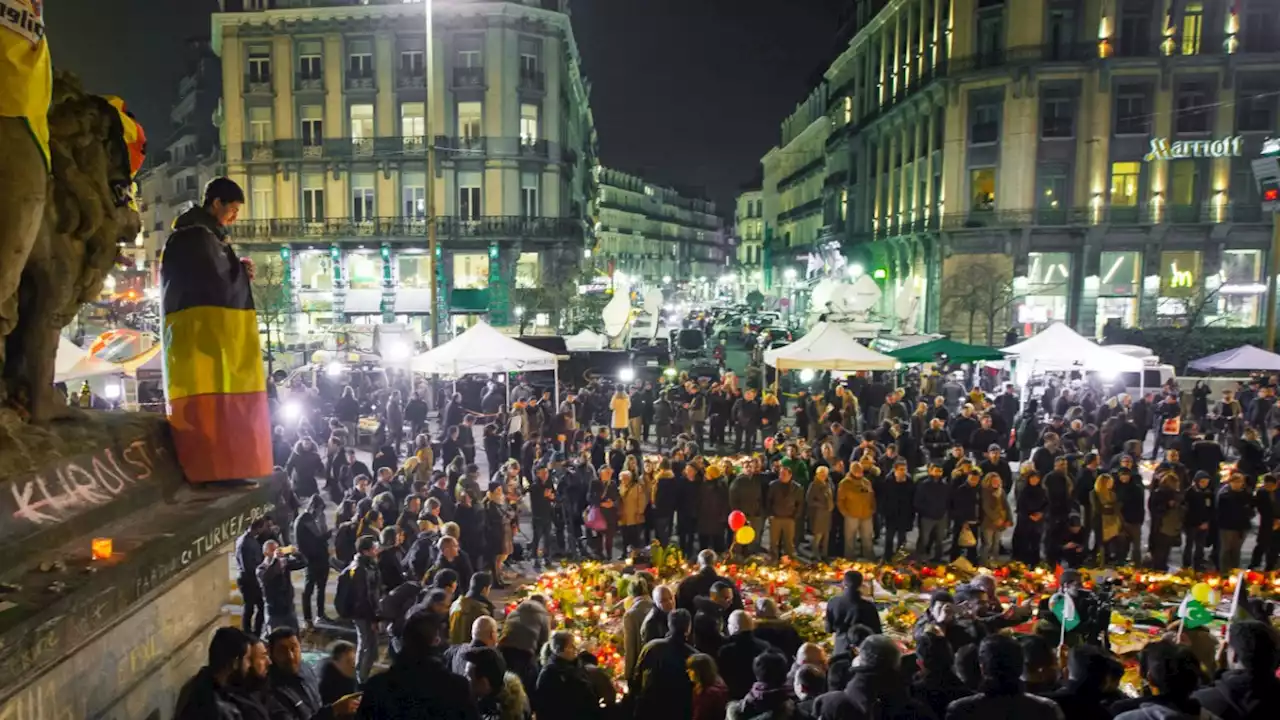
xmin=348 ymin=554 xmax=382 ymax=621
xmin=356 ymin=652 xmax=478 ymax=720
xmin=949 ymin=483 xmax=980 ymax=524
xmin=640 ymin=607 xmax=668 ymax=645
xmin=265 ymin=664 xmax=332 ymax=720
xmin=316 ymin=658 xmax=357 ymax=706
xmin=1192 ymin=669 xmax=1280 ymax=720
xmin=258 ymin=554 xmax=307 ymax=616
xmin=236 ymin=530 xmax=264 ymax=582
xmin=946 ymin=686 xmax=1064 ymax=720
xmin=1217 ymin=486 xmax=1255 ymax=532
xmin=881 ymin=477 xmax=916 ymax=529
xmin=429 ymin=552 xmax=475 ymax=593
xmin=1184 ymin=484 xmax=1215 ymax=529
xmin=717 ymin=630 xmax=772 ymax=699
xmin=293 ymin=512 xmax=331 ymax=567
xmin=754 ymin=618 xmax=803 ymax=659
xmin=1042 ymin=470 xmax=1074 ymax=518
xmin=175 ymin=667 xmax=248 ymax=720
xmin=844 ymin=667 xmax=937 ymax=720
xmin=1117 ymin=478 xmax=1146 ymax=524
xmin=676 ymin=567 xmax=745 ymax=613
xmin=1045 ymin=680 xmax=1112 ymax=720
xmin=378 ymin=547 xmax=406 ymax=593
xmin=533 ymin=657 xmax=600 ymax=720
xmin=910 ymin=672 xmax=972 ymax=720
xmin=825 ymin=590 xmax=882 ymax=655
xmin=914 ymin=479 xmax=951 ymax=521
xmin=630 ymin=638 xmax=696 ymax=720
xmin=1016 ymin=482 xmax=1049 ymax=521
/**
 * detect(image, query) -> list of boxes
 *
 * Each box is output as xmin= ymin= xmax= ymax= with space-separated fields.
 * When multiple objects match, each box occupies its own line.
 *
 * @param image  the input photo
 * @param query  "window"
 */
xmin=453 ymin=252 xmax=488 ymax=289
xmin=351 ymin=172 xmax=375 ymax=222
xmin=1243 ymin=11 xmax=1280 ymax=52
xmin=970 ymin=104 xmax=999 ymax=144
xmin=1160 ymin=250 xmax=1202 ymax=299
xmin=346 ymin=252 xmax=380 ymax=290
xmin=1237 ymin=90 xmax=1274 ymax=132
xmin=1118 ymin=12 xmax=1152 ymax=56
xmin=1175 ymin=84 xmax=1210 ymax=134
xmin=515 ymin=252 xmax=540 ymax=289
xmin=402 ymin=171 xmax=426 ymax=219
xmin=969 ymin=168 xmax=995 ymax=211
xmin=298 ymin=251 xmax=333 ymax=291
xmin=400 ymin=50 xmax=424 ymax=76
xmin=457 ymin=49 xmax=481 ymax=68
xmin=519 ymin=103 xmax=539 ymax=143
xmin=520 ymin=171 xmax=539 ymax=217
xmin=520 ymin=53 xmax=539 ymax=76
xmin=1046 ymin=8 xmax=1076 ymax=60
xmin=1041 ymin=96 xmax=1073 ymax=138
xmin=302 ymin=173 xmax=325 ymax=222
xmin=1180 ymin=2 xmax=1203 ymax=55
xmin=1170 ymin=161 xmax=1199 ymax=207
xmin=298 ymin=41 xmax=322 ymax=80
xmin=398 ymin=254 xmax=431 ymax=289
xmin=250 ymin=175 xmax=274 ymax=220
xmin=247 ymin=49 xmax=271 ymax=83
xmin=248 ymin=106 xmax=273 ymax=143
xmin=843 ymin=95 xmax=852 ymax=124
xmin=457 ymin=101 xmax=482 ymax=141
xmin=400 ymin=102 xmax=424 ymax=139
xmin=350 ymin=104 xmax=374 ymax=142
xmin=348 ymin=40 xmax=373 ymax=78
xmin=1109 ymin=162 xmax=1141 ymax=207
xmin=1037 ymin=169 xmax=1067 ymax=209
xmin=1115 ymin=90 xmax=1150 ymax=135
xmin=300 ymin=105 xmax=323 ymax=146
xmin=458 ymin=170 xmax=481 ymax=220
xmin=1099 ymin=251 xmax=1141 ymax=296
xmin=976 ymin=11 xmax=1004 ymax=66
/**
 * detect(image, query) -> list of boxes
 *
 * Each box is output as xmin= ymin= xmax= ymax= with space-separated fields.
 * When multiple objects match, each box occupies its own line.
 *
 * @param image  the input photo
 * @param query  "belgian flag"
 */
xmin=160 ymin=207 xmax=273 ymax=483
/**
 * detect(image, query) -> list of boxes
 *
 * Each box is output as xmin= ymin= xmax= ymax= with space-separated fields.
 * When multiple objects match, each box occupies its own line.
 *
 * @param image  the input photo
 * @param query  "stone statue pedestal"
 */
xmin=0 ymin=413 xmax=277 ymax=718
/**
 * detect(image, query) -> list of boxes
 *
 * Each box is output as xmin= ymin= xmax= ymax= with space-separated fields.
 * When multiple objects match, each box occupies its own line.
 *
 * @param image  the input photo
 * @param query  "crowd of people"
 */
xmin=204 ymin=365 xmax=1280 ymax=719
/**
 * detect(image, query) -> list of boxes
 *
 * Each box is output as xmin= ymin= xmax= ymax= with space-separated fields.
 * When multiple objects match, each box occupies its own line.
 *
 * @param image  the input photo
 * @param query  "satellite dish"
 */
xmin=602 ymin=288 xmax=631 ymax=338
xmin=830 ymin=275 xmax=881 ymax=316
xmin=810 ymin=278 xmax=838 ymax=311
xmin=895 ymin=283 xmax=920 ymax=334
xmin=643 ymin=289 xmax=664 ymax=316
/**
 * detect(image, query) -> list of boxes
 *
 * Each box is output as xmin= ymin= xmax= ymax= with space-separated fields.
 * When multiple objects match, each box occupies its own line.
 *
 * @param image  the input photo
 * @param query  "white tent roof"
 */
xmin=1000 ymin=322 xmax=1144 ymax=372
xmin=564 ymin=329 xmax=606 ymax=351
xmin=410 ymin=321 xmax=558 ymax=376
xmin=55 ymin=336 xmax=123 ymax=383
xmin=763 ymin=321 xmax=898 ymax=371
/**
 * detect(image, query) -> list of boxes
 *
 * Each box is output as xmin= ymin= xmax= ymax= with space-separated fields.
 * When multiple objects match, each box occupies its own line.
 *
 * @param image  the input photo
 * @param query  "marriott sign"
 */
xmin=1144 ymin=136 xmax=1244 ymax=162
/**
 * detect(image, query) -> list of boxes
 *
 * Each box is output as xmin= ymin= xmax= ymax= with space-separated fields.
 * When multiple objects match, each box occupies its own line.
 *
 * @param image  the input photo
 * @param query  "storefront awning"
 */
xmin=344 ymin=289 xmax=383 ymax=315
xmin=449 ymin=288 xmax=490 ymax=314
xmin=394 ymin=288 xmax=433 ymax=314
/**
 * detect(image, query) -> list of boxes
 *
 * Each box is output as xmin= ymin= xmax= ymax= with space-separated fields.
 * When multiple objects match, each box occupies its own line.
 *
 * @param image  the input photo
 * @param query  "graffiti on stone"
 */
xmin=4 ymin=439 xmax=166 ymax=527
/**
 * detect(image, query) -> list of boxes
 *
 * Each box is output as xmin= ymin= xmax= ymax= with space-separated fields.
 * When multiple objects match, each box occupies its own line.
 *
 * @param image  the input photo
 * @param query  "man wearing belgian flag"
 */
xmin=160 ymin=178 xmax=273 ymax=484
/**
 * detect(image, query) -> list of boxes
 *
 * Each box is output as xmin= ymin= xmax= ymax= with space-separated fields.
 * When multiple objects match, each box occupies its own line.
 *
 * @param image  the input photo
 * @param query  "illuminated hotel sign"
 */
xmin=1144 ymin=136 xmax=1243 ymax=162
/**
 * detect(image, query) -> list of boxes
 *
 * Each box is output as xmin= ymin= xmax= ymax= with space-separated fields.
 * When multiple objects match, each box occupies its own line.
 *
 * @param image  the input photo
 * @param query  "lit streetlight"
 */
xmin=662 ymin=275 xmax=672 ymax=284
xmin=784 ymin=268 xmax=797 ymax=282
xmin=846 ymin=263 xmax=864 ymax=278
xmin=514 ymin=306 xmax=526 ymax=318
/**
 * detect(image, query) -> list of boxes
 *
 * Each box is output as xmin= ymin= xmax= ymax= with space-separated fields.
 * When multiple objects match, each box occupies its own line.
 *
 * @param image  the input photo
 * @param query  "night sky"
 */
xmin=47 ymin=0 xmax=847 ymax=213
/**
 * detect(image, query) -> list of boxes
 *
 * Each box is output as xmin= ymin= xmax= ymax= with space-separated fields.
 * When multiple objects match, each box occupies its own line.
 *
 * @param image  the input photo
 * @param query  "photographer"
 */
xmin=1036 ymin=570 xmax=1105 ymax=647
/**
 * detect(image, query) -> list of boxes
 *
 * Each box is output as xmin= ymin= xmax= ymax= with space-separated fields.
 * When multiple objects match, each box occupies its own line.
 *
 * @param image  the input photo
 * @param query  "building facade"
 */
xmin=133 ymin=41 xmax=224 ymax=293
xmin=593 ymin=166 xmax=727 ymax=285
xmin=763 ymin=0 xmax=1280 ymax=343
xmin=734 ymin=188 xmax=764 ymax=284
xmin=212 ymin=0 xmax=597 ymax=339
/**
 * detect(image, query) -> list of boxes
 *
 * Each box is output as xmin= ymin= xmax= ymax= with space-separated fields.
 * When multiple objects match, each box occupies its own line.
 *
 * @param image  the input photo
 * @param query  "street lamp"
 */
xmin=514 ymin=306 xmax=526 ymax=318
xmin=662 ymin=275 xmax=672 ymax=284
xmin=784 ymin=268 xmax=797 ymax=282
xmin=424 ymin=0 xmax=439 ymax=346
xmin=846 ymin=263 xmax=864 ymax=279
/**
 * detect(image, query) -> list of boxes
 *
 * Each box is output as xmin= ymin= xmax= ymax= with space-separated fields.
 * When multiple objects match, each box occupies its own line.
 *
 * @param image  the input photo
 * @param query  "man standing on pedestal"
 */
xmin=161 ymin=178 xmax=273 ymax=484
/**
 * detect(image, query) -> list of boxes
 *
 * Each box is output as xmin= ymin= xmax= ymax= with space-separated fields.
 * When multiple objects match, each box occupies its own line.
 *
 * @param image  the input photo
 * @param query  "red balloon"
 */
xmin=727 ymin=510 xmax=746 ymax=531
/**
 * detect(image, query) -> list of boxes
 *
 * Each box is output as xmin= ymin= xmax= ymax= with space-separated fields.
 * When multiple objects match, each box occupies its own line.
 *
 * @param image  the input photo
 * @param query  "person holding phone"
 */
xmin=264 ymin=628 xmax=360 ymax=719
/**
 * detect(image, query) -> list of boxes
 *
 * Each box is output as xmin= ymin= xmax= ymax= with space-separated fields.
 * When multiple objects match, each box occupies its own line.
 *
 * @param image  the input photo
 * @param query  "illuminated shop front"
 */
xmin=1017 ymin=251 xmax=1071 ymax=334
xmin=1155 ymin=250 xmax=1202 ymax=319
xmin=1095 ymin=250 xmax=1141 ymax=336
xmin=295 ymin=248 xmax=338 ymax=334
xmin=1216 ymin=249 xmax=1265 ymax=327
xmin=344 ymin=249 xmax=384 ymax=323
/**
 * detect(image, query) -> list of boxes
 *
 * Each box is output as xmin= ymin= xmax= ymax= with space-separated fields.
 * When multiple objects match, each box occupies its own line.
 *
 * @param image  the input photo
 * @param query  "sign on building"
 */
xmin=1145 ymin=137 xmax=1243 ymax=162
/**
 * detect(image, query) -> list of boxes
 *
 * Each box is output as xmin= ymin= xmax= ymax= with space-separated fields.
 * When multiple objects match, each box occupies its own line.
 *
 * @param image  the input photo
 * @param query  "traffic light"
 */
xmin=1251 ymin=148 xmax=1280 ymax=213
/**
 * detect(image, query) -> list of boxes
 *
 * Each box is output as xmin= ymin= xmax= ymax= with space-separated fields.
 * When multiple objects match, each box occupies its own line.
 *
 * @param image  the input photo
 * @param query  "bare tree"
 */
xmin=942 ymin=258 xmax=1016 ymax=344
xmin=1153 ymin=284 xmax=1227 ymax=334
xmin=252 ymin=261 xmax=293 ymax=377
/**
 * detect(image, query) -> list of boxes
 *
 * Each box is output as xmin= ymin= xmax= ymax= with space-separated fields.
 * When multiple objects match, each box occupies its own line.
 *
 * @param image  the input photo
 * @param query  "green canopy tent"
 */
xmin=888 ymin=338 xmax=1003 ymax=365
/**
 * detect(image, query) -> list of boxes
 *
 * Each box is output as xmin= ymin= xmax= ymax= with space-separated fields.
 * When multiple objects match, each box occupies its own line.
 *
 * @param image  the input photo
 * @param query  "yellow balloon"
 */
xmin=735 ymin=526 xmax=756 ymax=546
xmin=1191 ymin=582 xmax=1213 ymax=605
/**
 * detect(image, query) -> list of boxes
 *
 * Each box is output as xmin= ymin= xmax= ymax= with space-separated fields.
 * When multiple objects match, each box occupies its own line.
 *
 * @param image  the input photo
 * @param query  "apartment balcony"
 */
xmin=452 ymin=66 xmax=485 ymax=89
xmin=397 ymin=72 xmax=426 ymax=89
xmin=346 ymin=74 xmax=375 ymax=91
xmin=241 ymin=141 xmax=276 ymax=162
xmin=519 ymin=68 xmax=545 ymax=92
xmin=232 ymin=216 xmax=584 ymax=242
xmin=244 ymin=75 xmax=272 ymax=95
xmin=435 ymin=136 xmax=558 ymax=161
xmin=295 ymin=73 xmax=324 ymax=92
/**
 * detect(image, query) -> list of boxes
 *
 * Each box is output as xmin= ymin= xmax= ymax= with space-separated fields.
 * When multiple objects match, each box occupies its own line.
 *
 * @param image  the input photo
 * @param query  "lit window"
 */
xmin=969 ymin=168 xmax=995 ymax=211
xmin=1181 ymin=2 xmax=1203 ymax=55
xmin=520 ymin=103 xmax=539 ymax=143
xmin=453 ymin=253 xmax=489 ymax=289
xmin=1110 ymin=162 xmax=1141 ymax=207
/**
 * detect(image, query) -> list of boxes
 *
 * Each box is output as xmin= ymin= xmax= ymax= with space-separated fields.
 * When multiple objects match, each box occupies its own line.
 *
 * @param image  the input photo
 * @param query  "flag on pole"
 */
xmin=1228 ymin=572 xmax=1250 ymax=623
xmin=1176 ymin=592 xmax=1214 ymax=630
xmin=1050 ymin=592 xmax=1080 ymax=632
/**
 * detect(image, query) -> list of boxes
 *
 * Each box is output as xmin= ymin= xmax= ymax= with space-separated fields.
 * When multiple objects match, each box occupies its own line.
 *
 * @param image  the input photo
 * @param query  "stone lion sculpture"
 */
xmin=0 ymin=71 xmax=142 ymax=424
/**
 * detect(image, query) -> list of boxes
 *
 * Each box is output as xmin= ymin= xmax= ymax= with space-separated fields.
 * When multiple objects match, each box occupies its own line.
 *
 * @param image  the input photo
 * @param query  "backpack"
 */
xmin=334 ymin=562 xmax=360 ymax=619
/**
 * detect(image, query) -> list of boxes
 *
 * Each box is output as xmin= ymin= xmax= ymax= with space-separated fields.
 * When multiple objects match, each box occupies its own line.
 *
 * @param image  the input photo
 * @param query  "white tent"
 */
xmin=55 ymin=336 xmax=122 ymax=383
xmin=1001 ymin=322 xmax=1144 ymax=377
xmin=564 ymin=329 xmax=606 ymax=351
xmin=763 ymin=321 xmax=898 ymax=371
xmin=411 ymin=321 xmax=558 ymax=376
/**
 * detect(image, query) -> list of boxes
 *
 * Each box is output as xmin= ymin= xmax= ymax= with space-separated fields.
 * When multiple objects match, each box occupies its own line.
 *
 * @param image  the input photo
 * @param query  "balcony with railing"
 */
xmin=295 ymin=73 xmax=324 ymax=92
xmin=244 ymin=74 xmax=272 ymax=95
xmin=241 ymin=141 xmax=275 ymax=161
xmin=396 ymin=71 xmax=426 ymax=89
xmin=519 ymin=68 xmax=545 ymax=92
xmin=258 ymin=135 xmax=565 ymax=163
xmin=346 ymin=73 xmax=375 ymax=91
xmin=232 ymin=216 xmax=584 ymax=242
xmin=452 ymin=66 xmax=485 ymax=89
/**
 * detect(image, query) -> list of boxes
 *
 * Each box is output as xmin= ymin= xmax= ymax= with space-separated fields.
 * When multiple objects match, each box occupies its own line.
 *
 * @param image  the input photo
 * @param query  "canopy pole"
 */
xmin=554 ymin=365 xmax=560 ymax=421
